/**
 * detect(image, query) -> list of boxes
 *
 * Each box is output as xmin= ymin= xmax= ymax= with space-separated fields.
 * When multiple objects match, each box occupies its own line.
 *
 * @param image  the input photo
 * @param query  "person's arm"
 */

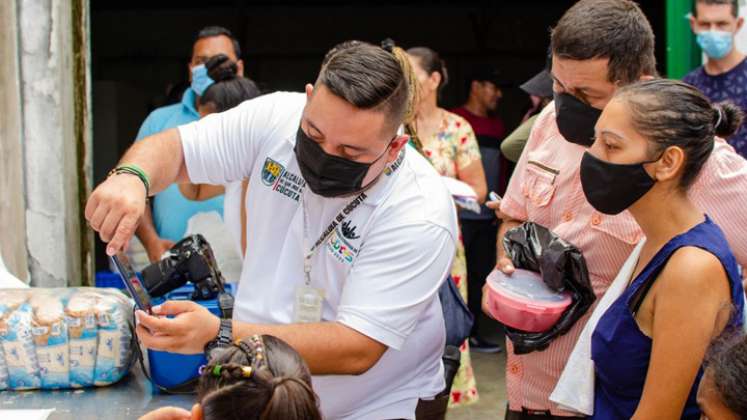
xmin=86 ymin=128 xmax=188 ymax=255
xmin=457 ymin=161 xmax=488 ymax=204
xmin=135 ymin=203 xmax=175 ymax=263
xmin=131 ymin=111 xmax=178 ymax=262
xmin=633 ymin=247 xmax=733 ymax=419
xmin=87 ymin=93 xmax=284 ymax=255
xmin=177 ymin=183 xmax=226 ymax=201
xmin=454 ymin=120 xmax=488 ymax=203
xmin=501 ymin=115 xmax=537 ymax=163
xmin=135 ymin=304 xmax=386 ymax=375
xmin=134 ymin=221 xmax=455 ymax=375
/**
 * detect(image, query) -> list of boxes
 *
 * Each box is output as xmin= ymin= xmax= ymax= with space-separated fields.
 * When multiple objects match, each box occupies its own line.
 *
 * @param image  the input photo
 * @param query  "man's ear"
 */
xmin=236 ymin=59 xmax=245 ymax=77
xmin=305 ymin=83 xmax=314 ymax=100
xmin=386 ymin=134 xmax=410 ymax=162
xmin=470 ymin=80 xmax=480 ymax=95
xmin=736 ymin=16 xmax=744 ymax=32
xmin=689 ymin=15 xmax=698 ymax=34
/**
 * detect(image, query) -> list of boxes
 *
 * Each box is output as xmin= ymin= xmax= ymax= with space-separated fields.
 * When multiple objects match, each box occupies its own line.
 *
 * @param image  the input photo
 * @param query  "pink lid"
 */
xmin=486 ymin=268 xmax=571 ymax=309
xmin=485 ymin=268 xmax=572 ymax=332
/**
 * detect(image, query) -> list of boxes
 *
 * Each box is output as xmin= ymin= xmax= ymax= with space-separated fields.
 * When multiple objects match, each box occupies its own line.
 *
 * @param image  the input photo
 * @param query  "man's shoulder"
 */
xmin=376 ymin=149 xmax=455 ymax=226
xmin=525 ymin=102 xmax=561 ymax=149
xmin=137 ymin=101 xmax=196 ymax=140
xmin=232 ymin=91 xmax=305 ymax=122
xmin=682 ymin=66 xmax=707 ymax=86
xmin=148 ymin=102 xmax=184 ymax=121
xmin=450 ymin=106 xmax=468 ymax=118
xmin=705 ymin=138 xmax=747 ymax=173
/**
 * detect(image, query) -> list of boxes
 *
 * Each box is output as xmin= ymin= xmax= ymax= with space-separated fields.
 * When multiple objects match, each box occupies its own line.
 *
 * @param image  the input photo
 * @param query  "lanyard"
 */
xmin=299 ymin=149 xmax=405 ymax=285
xmin=301 ymin=190 xmax=367 ymax=285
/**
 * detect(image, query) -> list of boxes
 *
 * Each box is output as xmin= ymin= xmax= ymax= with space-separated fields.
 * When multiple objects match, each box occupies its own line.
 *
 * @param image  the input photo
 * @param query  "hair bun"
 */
xmin=713 ymin=101 xmax=744 ymax=138
xmin=205 ymin=53 xmax=238 ymax=82
xmin=381 ymin=38 xmax=396 ymax=53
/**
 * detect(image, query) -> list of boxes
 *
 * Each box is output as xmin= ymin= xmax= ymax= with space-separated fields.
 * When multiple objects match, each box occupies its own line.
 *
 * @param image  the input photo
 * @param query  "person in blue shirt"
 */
xmin=683 ymin=0 xmax=747 ymax=158
xmin=135 ymin=26 xmax=245 ymax=262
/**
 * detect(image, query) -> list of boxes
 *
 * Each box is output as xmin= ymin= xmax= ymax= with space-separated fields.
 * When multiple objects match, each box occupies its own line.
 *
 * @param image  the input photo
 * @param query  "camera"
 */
xmin=141 ymin=234 xmax=233 ymax=318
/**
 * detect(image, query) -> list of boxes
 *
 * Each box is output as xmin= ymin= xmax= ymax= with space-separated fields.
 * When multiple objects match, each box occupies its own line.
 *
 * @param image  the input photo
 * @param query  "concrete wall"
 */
xmin=15 ymin=0 xmax=90 ymax=287
xmin=0 ymin=0 xmax=29 ymax=282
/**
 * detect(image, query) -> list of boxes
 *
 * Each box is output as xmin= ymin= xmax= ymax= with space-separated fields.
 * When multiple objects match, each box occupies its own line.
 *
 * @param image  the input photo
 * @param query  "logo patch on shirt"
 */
xmin=341 ymin=221 xmax=360 ymax=240
xmin=327 ymin=228 xmax=360 ymax=265
xmin=260 ymin=157 xmax=305 ymax=202
xmin=261 ymin=158 xmax=283 ymax=186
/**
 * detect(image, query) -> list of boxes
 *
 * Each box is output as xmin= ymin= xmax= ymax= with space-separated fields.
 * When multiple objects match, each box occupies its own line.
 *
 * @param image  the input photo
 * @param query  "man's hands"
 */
xmin=485 ymin=197 xmax=508 ymax=220
xmin=135 ymin=300 xmax=221 ymax=355
xmin=85 ymin=173 xmax=148 ymax=256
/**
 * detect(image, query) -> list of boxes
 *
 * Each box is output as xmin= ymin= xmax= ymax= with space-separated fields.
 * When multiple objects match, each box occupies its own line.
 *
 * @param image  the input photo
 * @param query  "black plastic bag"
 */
xmin=502 ymin=222 xmax=595 ymax=354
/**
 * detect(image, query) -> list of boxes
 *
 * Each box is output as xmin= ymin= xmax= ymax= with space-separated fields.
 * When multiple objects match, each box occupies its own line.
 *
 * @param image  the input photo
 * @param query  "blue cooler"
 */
xmin=147 ymin=284 xmax=234 ymax=391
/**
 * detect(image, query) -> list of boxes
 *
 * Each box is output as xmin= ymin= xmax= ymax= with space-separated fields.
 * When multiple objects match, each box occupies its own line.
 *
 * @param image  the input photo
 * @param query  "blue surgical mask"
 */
xmin=190 ymin=64 xmax=214 ymax=96
xmin=696 ymin=30 xmax=734 ymax=60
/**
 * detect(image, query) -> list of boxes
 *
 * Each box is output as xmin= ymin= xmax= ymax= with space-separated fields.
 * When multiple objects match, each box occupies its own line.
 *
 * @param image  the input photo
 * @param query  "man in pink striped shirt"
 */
xmin=490 ymin=0 xmax=747 ymax=418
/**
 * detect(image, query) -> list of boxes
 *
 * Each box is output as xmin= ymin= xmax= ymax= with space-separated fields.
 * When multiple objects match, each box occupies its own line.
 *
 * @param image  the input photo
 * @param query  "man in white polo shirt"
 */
xmin=85 ymin=41 xmax=457 ymax=419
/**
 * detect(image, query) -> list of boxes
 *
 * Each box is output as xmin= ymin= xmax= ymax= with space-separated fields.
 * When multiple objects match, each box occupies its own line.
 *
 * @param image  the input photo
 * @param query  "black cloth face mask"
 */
xmin=580 ymin=151 xmax=659 ymax=215
xmin=294 ymin=126 xmax=390 ymax=197
xmin=554 ymin=92 xmax=603 ymax=147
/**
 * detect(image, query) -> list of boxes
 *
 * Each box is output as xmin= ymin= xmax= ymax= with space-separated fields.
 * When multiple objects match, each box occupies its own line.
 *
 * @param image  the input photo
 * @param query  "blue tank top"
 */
xmin=591 ymin=216 xmax=744 ymax=419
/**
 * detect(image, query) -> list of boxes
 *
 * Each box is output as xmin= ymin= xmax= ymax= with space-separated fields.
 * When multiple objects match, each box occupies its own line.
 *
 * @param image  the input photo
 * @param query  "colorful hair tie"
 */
xmin=198 ymin=364 xmax=208 ymax=375
xmin=211 ymin=364 xmax=222 ymax=377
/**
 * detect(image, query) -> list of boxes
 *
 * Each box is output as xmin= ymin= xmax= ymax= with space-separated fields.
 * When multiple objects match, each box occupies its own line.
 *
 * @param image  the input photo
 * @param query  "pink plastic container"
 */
xmin=485 ymin=268 xmax=572 ymax=333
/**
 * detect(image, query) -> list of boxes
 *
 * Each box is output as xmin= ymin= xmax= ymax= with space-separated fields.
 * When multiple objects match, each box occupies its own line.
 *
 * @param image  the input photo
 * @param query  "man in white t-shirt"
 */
xmin=86 ymin=40 xmax=458 ymax=419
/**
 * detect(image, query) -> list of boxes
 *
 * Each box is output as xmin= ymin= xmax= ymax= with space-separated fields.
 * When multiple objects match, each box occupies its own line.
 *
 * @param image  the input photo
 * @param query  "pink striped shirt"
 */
xmin=499 ymin=103 xmax=747 ymax=415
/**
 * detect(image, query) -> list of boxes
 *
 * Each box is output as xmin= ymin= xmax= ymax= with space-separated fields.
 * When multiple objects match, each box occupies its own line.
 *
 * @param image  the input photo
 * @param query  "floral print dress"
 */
xmin=420 ymin=110 xmax=481 ymax=407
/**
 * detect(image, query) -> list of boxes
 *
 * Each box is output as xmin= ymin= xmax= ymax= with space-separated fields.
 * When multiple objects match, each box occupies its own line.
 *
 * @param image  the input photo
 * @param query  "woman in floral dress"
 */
xmin=407 ymin=47 xmax=488 ymax=408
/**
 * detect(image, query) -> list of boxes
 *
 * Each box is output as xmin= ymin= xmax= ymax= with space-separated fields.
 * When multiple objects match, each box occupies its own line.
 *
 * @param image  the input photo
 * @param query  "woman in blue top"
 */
xmin=580 ymin=79 xmax=745 ymax=419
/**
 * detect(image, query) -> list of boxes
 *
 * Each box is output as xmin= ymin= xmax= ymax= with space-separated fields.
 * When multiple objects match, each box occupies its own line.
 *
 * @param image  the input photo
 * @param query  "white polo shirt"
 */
xmin=179 ymin=92 xmax=457 ymax=420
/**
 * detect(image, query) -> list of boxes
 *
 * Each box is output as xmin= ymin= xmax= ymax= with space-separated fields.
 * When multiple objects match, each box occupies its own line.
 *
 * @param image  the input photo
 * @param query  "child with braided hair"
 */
xmin=139 ymin=334 xmax=321 ymax=420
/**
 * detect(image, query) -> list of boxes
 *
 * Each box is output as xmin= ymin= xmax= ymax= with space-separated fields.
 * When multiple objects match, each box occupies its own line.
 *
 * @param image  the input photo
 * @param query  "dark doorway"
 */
xmin=90 ymin=0 xmax=666 ymax=270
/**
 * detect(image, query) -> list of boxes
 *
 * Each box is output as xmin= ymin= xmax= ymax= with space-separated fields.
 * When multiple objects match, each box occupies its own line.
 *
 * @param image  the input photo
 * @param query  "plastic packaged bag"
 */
xmin=0 ymin=288 xmax=134 ymax=391
xmin=501 ymin=222 xmax=595 ymax=354
xmin=66 ymin=292 xmax=99 ymax=387
xmin=30 ymin=294 xmax=70 ymax=388
xmin=0 ymin=291 xmax=41 ymax=389
xmin=93 ymin=292 xmax=133 ymax=386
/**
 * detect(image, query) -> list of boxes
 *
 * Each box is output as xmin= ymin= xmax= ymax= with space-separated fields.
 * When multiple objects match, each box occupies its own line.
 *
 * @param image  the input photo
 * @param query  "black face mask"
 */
xmin=294 ymin=126 xmax=389 ymax=197
xmin=554 ymin=92 xmax=603 ymax=147
xmin=580 ymin=151 xmax=658 ymax=215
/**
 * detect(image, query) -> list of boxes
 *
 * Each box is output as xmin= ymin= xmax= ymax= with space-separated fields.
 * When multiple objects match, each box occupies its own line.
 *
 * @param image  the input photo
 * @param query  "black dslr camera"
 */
xmin=141 ymin=234 xmax=233 ymax=318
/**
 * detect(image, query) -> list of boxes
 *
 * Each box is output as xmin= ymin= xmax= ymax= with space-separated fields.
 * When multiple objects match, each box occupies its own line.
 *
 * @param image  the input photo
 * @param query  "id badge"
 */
xmin=293 ymin=284 xmax=325 ymax=323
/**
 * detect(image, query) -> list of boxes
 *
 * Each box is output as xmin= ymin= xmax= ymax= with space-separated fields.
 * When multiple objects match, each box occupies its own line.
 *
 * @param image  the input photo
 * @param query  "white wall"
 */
xmin=737 ymin=0 xmax=747 ymax=52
